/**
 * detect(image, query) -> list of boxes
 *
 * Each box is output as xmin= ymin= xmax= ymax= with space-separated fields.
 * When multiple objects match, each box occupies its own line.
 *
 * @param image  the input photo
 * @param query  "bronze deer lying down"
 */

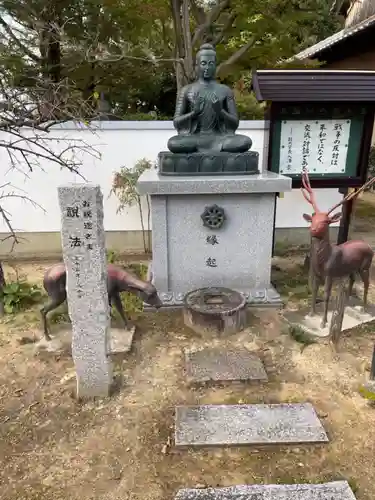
xmin=301 ymin=168 xmax=375 ymax=328
xmin=41 ymin=263 xmax=162 ymax=340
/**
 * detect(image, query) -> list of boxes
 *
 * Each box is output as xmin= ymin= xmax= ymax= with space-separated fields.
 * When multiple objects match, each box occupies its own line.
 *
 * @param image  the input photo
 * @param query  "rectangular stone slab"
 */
xmin=175 ymin=403 xmax=328 ymax=447
xmin=174 ymin=481 xmax=356 ymax=499
xmin=185 ymin=348 xmax=268 ymax=384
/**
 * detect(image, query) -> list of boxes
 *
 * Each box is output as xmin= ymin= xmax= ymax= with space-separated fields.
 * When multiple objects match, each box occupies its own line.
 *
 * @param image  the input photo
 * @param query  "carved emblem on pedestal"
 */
xmin=201 ymin=204 xmax=226 ymax=230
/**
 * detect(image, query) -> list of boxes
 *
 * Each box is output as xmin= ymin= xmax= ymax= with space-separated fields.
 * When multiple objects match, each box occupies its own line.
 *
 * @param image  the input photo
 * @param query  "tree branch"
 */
xmin=182 ymin=0 xmax=194 ymax=80
xmin=0 ymin=16 xmax=41 ymax=63
xmin=212 ymin=13 xmax=236 ymax=46
xmin=190 ymin=0 xmax=206 ymax=25
xmin=192 ymin=0 xmax=230 ymax=47
xmin=217 ymin=39 xmax=256 ymax=75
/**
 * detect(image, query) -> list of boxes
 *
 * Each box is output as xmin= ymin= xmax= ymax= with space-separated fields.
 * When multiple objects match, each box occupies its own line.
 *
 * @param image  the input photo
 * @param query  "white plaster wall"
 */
xmin=0 ymin=121 xmax=342 ymax=233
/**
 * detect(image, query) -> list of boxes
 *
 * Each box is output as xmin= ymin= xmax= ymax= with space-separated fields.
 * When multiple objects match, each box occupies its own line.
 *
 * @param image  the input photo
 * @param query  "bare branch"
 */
xmin=0 ymin=15 xmax=41 ymax=63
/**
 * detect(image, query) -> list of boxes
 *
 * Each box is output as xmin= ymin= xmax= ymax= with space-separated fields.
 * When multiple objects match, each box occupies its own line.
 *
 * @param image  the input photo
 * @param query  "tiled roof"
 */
xmin=252 ymin=69 xmax=375 ymax=101
xmin=293 ymin=13 xmax=375 ymax=60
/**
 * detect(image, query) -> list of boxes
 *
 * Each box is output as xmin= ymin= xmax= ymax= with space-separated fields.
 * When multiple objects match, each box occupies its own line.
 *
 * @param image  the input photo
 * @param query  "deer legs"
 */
xmin=360 ymin=269 xmax=370 ymax=310
xmin=308 ymin=273 xmax=320 ymax=316
xmin=110 ymin=291 xmax=129 ymax=329
xmin=321 ymin=276 xmax=333 ymax=329
xmin=40 ymin=291 xmax=67 ymax=341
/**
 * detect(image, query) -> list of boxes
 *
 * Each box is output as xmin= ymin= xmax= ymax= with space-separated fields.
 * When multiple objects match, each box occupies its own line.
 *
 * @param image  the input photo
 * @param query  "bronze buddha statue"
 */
xmin=167 ymin=43 xmax=252 ymax=155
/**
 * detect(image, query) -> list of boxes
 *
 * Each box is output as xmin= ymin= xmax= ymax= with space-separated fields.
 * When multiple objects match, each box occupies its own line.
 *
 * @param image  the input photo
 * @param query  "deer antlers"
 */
xmin=327 ymin=175 xmax=375 ymax=214
xmin=301 ymin=167 xmax=375 ymax=215
xmin=301 ymin=168 xmax=319 ymax=212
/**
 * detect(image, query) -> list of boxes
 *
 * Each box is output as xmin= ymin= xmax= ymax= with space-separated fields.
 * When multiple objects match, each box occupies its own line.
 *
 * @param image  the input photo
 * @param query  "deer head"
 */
xmin=301 ymin=168 xmax=375 ymax=239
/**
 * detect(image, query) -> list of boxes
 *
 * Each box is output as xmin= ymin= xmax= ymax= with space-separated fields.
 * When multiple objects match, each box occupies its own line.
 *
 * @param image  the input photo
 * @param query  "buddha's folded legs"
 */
xmin=221 ymin=134 xmax=252 ymax=153
xmin=168 ymin=133 xmax=252 ymax=154
xmin=167 ymin=135 xmax=198 ymax=154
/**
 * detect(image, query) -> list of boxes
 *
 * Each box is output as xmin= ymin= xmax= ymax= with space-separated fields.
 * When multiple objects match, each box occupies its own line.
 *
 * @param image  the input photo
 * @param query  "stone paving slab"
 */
xmin=185 ymin=348 xmax=268 ymax=384
xmin=174 ymin=481 xmax=356 ymax=499
xmin=284 ymin=297 xmax=375 ymax=339
xmin=175 ymin=403 xmax=328 ymax=448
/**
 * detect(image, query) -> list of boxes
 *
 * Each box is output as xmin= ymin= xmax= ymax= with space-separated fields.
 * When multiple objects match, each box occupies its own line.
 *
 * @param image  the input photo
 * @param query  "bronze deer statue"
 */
xmin=301 ymin=168 xmax=375 ymax=328
xmin=41 ymin=263 xmax=162 ymax=341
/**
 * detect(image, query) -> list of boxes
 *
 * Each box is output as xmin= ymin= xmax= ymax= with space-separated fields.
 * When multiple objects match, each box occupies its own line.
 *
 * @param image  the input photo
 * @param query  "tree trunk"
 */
xmin=170 ymin=0 xmax=195 ymax=90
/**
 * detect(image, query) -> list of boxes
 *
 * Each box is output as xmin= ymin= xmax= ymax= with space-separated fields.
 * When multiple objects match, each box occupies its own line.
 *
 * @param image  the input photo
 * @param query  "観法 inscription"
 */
xmin=279 ymin=119 xmax=351 ymax=175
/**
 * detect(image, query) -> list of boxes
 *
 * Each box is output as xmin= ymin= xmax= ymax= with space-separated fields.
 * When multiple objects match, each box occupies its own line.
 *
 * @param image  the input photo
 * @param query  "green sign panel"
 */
xmin=270 ymin=105 xmax=366 ymax=178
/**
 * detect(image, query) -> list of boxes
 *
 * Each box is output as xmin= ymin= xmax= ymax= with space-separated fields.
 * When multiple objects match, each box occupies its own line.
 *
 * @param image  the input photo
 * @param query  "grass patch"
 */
xmin=272 ymin=264 xmax=310 ymax=301
xmin=114 ymin=262 xmax=148 ymax=319
xmin=286 ymin=324 xmax=317 ymax=347
xmin=359 ymin=382 xmax=375 ymax=401
xmin=353 ymin=198 xmax=375 ymax=221
xmin=273 ymin=242 xmax=308 ymax=257
xmin=353 ymin=320 xmax=375 ymax=334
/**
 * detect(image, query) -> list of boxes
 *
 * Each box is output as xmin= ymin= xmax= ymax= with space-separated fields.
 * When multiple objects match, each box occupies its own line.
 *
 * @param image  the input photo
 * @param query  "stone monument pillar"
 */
xmin=137 ymin=43 xmax=292 ymax=308
xmin=58 ymin=184 xmax=112 ymax=398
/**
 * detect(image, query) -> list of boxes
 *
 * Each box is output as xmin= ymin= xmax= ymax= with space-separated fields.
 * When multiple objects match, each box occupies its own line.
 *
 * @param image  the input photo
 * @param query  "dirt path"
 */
xmin=0 ymin=295 xmax=375 ymax=499
xmin=1 ymin=196 xmax=375 ymax=500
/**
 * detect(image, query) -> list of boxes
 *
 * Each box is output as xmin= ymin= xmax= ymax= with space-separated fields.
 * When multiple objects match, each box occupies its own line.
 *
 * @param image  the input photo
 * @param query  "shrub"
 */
xmin=0 ymin=281 xmax=43 ymax=314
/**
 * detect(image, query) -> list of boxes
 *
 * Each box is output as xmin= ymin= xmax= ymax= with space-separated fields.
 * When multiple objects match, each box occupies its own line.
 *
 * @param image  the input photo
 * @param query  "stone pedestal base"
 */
xmin=144 ymin=261 xmax=283 ymax=310
xmin=158 ymin=150 xmax=259 ymax=175
xmin=137 ymin=171 xmax=291 ymax=310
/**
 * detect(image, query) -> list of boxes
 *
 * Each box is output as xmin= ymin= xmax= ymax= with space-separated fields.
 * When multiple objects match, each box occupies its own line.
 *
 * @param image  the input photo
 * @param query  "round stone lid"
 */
xmin=184 ymin=287 xmax=246 ymax=316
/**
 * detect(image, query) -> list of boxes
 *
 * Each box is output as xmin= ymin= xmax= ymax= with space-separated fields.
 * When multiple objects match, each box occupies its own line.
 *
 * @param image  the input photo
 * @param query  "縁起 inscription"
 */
xmin=206 ymin=257 xmax=217 ymax=268
xmin=279 ymin=119 xmax=350 ymax=175
xmin=205 ymin=234 xmax=219 ymax=268
xmin=206 ymin=235 xmax=219 ymax=245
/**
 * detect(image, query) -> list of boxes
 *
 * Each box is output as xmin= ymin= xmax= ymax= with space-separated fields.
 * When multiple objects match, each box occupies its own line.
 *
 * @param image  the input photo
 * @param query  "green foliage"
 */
xmin=359 ymin=383 xmax=375 ymax=401
xmin=106 ymin=249 xmax=120 ymax=264
xmin=368 ymin=146 xmax=375 ymax=178
xmin=287 ymin=324 xmax=317 ymax=346
xmin=234 ymin=90 xmax=265 ymax=120
xmin=0 ymin=280 xmax=43 ymax=314
xmin=112 ymin=158 xmax=153 ymax=253
xmin=272 ymin=263 xmax=310 ymax=301
xmin=112 ymin=158 xmax=153 ymax=209
xmin=0 ymin=0 xmax=343 ymax=118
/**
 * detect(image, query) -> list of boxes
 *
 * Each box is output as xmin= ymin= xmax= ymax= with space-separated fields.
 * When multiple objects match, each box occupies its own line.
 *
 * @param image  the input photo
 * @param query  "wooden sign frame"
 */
xmin=267 ymin=101 xmax=374 ymax=189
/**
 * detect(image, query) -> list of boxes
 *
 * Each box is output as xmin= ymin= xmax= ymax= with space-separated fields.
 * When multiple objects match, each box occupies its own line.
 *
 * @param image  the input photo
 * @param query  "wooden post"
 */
xmin=329 ymin=278 xmax=349 ymax=348
xmin=0 ymin=261 xmax=5 ymax=317
xmin=337 ymin=187 xmax=355 ymax=245
xmin=370 ymin=344 xmax=375 ymax=381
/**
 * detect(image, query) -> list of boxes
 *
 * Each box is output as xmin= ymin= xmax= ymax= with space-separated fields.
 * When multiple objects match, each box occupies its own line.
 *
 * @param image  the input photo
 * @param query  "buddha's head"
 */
xmin=196 ymin=43 xmax=216 ymax=81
